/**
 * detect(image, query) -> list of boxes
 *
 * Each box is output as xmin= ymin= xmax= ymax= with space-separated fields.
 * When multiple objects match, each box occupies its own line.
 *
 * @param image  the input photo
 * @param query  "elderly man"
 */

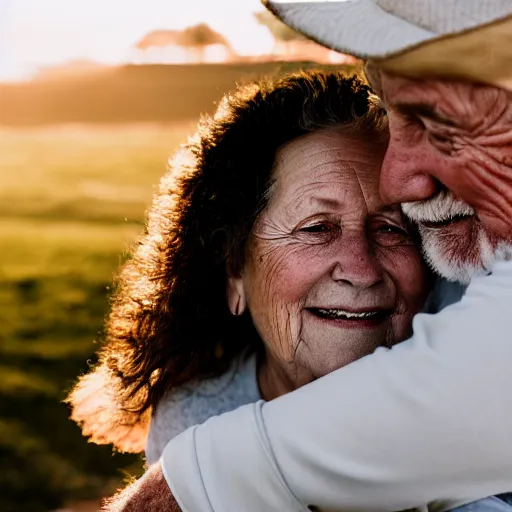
xmin=104 ymin=1 xmax=512 ymax=511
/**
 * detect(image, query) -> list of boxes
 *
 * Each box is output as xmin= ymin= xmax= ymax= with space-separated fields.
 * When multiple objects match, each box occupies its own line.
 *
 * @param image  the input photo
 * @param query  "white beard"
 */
xmin=402 ymin=192 xmax=510 ymax=284
xmin=418 ymin=225 xmax=494 ymax=284
xmin=402 ymin=192 xmax=474 ymax=224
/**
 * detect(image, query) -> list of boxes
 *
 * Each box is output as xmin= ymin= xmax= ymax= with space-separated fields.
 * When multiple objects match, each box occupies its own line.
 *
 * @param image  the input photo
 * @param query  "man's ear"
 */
xmin=226 ymin=274 xmax=247 ymax=316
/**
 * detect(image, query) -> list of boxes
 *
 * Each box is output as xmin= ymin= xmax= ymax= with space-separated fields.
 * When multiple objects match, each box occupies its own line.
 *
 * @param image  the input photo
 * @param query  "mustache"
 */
xmin=401 ymin=190 xmax=474 ymax=223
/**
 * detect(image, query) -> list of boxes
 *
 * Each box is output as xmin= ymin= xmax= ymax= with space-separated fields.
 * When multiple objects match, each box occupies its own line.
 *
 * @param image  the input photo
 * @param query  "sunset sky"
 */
xmin=0 ymin=0 xmax=274 ymax=80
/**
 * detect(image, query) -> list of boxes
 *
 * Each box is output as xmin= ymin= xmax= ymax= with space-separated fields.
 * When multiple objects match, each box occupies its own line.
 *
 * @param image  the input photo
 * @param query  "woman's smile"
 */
xmin=306 ymin=307 xmax=393 ymax=329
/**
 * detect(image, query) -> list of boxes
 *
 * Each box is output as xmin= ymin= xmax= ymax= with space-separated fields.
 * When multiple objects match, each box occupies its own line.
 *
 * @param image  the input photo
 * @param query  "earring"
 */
xmin=215 ymin=343 xmax=224 ymax=358
xmin=235 ymin=296 xmax=243 ymax=316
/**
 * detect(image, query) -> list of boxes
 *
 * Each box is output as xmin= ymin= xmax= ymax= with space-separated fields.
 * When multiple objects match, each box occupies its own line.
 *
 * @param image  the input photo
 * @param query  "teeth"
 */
xmin=316 ymin=309 xmax=379 ymax=319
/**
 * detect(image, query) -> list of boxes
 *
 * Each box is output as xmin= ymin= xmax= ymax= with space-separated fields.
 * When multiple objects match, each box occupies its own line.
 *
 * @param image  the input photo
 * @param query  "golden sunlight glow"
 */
xmin=223 ymin=22 xmax=275 ymax=56
xmin=1 ymin=0 xmax=274 ymax=80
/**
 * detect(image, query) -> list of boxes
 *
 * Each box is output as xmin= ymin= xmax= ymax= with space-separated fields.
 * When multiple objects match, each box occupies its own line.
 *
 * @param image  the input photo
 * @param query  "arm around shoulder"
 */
xmin=163 ymin=261 xmax=512 ymax=511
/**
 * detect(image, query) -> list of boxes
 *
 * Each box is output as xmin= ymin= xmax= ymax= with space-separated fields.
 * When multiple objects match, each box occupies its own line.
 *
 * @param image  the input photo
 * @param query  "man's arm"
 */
xmin=161 ymin=260 xmax=512 ymax=512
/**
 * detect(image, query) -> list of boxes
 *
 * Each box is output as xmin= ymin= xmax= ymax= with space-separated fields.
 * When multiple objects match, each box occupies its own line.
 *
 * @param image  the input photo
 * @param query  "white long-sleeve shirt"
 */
xmin=161 ymin=260 xmax=512 ymax=512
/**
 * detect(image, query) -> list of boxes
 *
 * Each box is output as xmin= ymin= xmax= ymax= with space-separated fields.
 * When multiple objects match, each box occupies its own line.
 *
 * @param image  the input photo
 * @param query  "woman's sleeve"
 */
xmin=101 ymin=462 xmax=182 ymax=512
xmin=161 ymin=261 xmax=512 ymax=512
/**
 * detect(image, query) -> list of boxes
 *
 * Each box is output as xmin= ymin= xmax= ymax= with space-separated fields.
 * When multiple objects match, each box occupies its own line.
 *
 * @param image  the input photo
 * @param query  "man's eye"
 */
xmin=430 ymin=132 xmax=449 ymax=141
xmin=403 ymin=113 xmax=425 ymax=130
xmin=419 ymin=118 xmax=454 ymax=149
xmin=429 ymin=131 xmax=452 ymax=146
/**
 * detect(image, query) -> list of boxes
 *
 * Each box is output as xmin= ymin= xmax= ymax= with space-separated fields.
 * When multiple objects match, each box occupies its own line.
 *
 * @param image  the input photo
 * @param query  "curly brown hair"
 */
xmin=67 ymin=70 xmax=386 ymax=452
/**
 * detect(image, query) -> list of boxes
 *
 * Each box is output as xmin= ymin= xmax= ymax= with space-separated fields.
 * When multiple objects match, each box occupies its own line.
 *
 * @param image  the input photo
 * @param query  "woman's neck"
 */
xmin=257 ymin=350 xmax=315 ymax=401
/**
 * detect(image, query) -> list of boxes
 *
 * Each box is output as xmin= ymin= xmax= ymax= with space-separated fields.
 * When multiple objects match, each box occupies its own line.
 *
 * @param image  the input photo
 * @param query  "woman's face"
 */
xmin=229 ymin=127 xmax=431 ymax=388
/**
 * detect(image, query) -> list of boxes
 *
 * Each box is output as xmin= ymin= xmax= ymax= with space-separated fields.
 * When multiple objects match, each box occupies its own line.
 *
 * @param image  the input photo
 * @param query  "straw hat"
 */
xmin=263 ymin=0 xmax=512 ymax=89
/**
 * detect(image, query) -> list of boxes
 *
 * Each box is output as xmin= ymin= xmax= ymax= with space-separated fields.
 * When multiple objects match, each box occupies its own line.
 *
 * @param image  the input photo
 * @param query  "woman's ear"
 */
xmin=226 ymin=274 xmax=247 ymax=316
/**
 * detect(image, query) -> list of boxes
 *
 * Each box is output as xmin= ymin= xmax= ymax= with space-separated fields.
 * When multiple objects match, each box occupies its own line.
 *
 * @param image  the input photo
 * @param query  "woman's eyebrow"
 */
xmin=312 ymin=196 xmax=344 ymax=209
xmin=282 ymin=195 xmax=342 ymax=218
xmin=376 ymin=205 xmax=403 ymax=217
xmin=395 ymin=102 xmax=456 ymax=126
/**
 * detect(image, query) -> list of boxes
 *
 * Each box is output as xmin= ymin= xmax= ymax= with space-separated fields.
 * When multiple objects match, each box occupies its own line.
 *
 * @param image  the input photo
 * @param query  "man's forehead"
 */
xmin=365 ymin=66 xmax=470 ymax=106
xmin=363 ymin=64 xmax=417 ymax=104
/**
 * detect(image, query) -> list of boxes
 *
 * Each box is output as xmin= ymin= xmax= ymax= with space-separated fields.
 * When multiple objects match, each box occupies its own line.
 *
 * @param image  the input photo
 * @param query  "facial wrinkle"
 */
xmin=464 ymin=156 xmax=512 ymax=239
xmin=469 ymin=136 xmax=512 ymax=173
xmin=269 ymin=187 xmax=347 ymax=232
xmin=279 ymin=142 xmax=378 ymax=179
xmin=290 ymin=305 xmax=303 ymax=364
xmin=349 ymin=161 xmax=376 ymax=222
xmin=278 ymin=166 xmax=363 ymax=205
xmin=252 ymin=213 xmax=295 ymax=242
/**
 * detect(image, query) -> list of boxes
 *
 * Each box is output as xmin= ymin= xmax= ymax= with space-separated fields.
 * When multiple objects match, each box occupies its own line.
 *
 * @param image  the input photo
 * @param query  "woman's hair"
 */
xmin=67 ymin=70 xmax=387 ymax=451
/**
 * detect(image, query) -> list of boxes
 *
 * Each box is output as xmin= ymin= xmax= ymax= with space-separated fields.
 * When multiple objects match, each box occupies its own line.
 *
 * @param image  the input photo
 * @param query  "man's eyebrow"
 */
xmin=394 ymin=102 xmax=455 ymax=126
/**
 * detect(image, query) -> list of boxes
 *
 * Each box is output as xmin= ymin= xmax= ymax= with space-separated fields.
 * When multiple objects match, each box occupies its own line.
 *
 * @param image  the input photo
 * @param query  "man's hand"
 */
xmin=101 ymin=462 xmax=182 ymax=512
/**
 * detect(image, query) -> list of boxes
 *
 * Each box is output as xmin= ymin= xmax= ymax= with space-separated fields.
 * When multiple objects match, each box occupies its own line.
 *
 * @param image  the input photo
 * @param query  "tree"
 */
xmin=176 ymin=23 xmax=233 ymax=62
xmin=134 ymin=24 xmax=233 ymax=63
xmin=177 ymin=23 xmax=229 ymax=48
xmin=135 ymin=30 xmax=182 ymax=50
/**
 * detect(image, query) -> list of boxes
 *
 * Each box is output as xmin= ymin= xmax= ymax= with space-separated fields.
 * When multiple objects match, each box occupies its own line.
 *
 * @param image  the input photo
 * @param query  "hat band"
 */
xmin=372 ymin=15 xmax=512 ymax=90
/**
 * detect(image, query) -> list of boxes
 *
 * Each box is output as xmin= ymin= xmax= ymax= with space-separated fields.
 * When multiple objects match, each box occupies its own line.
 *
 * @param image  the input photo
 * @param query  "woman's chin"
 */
xmin=300 ymin=341 xmax=388 ymax=379
xmin=297 ymin=310 xmax=395 ymax=378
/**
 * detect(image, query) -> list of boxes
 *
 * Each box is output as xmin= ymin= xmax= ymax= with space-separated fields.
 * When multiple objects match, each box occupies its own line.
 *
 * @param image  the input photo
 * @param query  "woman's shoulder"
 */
xmin=422 ymin=277 xmax=467 ymax=314
xmin=145 ymin=353 xmax=260 ymax=464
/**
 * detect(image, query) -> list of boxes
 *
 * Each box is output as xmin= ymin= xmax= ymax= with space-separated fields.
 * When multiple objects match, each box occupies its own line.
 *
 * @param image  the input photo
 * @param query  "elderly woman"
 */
xmin=67 ymin=71 xmax=432 ymax=509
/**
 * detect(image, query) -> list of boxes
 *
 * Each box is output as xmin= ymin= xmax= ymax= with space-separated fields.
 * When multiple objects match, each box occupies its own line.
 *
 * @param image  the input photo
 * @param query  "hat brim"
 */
xmin=263 ymin=0 xmax=436 ymax=59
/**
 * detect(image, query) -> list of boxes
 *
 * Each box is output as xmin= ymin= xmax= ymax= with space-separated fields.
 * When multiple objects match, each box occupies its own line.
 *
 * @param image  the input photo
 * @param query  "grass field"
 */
xmin=0 ymin=122 xmax=195 ymax=511
xmin=0 ymin=62 xmax=361 ymax=511
xmin=0 ymin=63 xmax=359 ymax=126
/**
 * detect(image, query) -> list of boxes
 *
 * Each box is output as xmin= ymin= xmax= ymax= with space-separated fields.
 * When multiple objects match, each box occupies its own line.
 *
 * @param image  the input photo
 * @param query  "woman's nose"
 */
xmin=379 ymin=136 xmax=438 ymax=205
xmin=331 ymin=237 xmax=384 ymax=289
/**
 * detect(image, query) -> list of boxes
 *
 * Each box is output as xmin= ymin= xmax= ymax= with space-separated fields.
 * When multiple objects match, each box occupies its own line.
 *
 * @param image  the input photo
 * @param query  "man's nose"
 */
xmin=379 ymin=137 xmax=438 ymax=205
xmin=331 ymin=236 xmax=384 ymax=289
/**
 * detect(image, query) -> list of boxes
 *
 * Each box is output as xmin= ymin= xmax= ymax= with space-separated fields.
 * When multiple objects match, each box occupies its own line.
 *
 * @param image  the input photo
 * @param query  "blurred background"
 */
xmin=0 ymin=1 xmax=359 ymax=510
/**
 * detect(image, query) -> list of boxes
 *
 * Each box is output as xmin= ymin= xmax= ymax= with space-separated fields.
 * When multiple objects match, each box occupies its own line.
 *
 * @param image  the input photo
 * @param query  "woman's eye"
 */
xmin=374 ymin=224 xmax=412 ymax=246
xmin=299 ymin=223 xmax=332 ymax=234
xmin=295 ymin=222 xmax=340 ymax=244
xmin=379 ymin=225 xmax=405 ymax=234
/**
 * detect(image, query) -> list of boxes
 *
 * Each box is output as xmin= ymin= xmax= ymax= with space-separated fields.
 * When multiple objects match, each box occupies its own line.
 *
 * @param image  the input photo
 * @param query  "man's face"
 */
xmin=370 ymin=69 xmax=512 ymax=283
